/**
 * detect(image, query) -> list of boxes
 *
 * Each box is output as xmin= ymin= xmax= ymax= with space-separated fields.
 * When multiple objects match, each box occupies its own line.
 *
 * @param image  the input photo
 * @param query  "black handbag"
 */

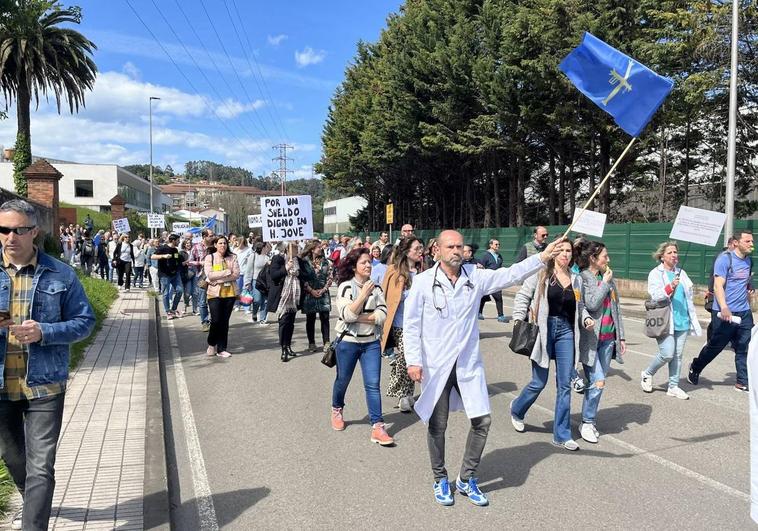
xmin=509 ymin=319 xmax=539 ymax=356
xmin=321 ymin=329 xmax=349 ymax=368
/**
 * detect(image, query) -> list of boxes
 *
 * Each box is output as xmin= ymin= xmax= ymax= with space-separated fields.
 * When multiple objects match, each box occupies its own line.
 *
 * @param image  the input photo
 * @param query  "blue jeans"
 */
xmin=252 ymin=287 xmax=267 ymax=321
xmin=646 ymin=329 xmax=688 ymax=388
xmin=511 ymin=316 xmax=574 ymax=443
xmin=160 ymin=272 xmax=184 ymax=313
xmin=0 ymin=394 xmax=65 ymax=531
xmin=332 ymin=340 xmax=383 ymax=425
xmin=183 ymin=276 xmax=198 ymax=313
xmin=582 ymin=339 xmax=615 ymax=425
xmin=196 ymin=281 xmax=209 ymax=324
xmin=693 ymin=310 xmax=753 ymax=386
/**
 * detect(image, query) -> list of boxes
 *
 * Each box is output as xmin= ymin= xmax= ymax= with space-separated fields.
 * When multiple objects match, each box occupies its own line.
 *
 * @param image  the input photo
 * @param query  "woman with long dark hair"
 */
xmin=331 ymin=248 xmax=393 ymax=446
xmin=267 ymin=242 xmax=305 ymax=362
xmin=203 ymin=236 xmax=240 ymax=358
xmin=301 ymin=241 xmax=332 ymax=351
xmin=380 ymin=236 xmax=424 ymax=412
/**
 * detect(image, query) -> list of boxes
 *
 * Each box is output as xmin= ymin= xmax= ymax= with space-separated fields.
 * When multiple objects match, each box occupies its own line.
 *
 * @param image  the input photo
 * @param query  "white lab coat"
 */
xmin=403 ymin=254 xmax=545 ymax=423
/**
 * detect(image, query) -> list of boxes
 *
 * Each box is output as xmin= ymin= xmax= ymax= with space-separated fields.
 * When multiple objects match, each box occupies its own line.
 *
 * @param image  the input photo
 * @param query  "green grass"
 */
xmin=0 ymin=273 xmax=118 ymax=515
xmin=60 ymin=202 xmax=112 ymax=233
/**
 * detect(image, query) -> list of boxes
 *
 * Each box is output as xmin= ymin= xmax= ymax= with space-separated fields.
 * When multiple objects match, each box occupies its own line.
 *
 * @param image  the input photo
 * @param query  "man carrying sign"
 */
xmin=689 ymin=230 xmax=755 ymax=392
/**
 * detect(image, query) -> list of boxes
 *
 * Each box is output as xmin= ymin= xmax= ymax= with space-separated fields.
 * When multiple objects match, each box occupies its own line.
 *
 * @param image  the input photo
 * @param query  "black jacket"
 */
xmin=479 ymin=250 xmax=503 ymax=270
xmin=266 ymin=255 xmax=306 ymax=313
xmin=113 ymin=242 xmax=135 ymax=265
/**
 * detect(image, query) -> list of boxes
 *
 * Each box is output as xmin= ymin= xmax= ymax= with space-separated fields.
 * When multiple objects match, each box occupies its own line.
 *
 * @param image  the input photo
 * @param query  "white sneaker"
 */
xmin=640 ymin=371 xmax=653 ymax=393
xmin=10 ymin=509 xmax=22 ymax=530
xmin=399 ymin=396 xmax=413 ymax=412
xmin=509 ymin=400 xmax=525 ymax=432
xmin=551 ymin=439 xmax=579 ymax=451
xmin=666 ymin=386 xmax=690 ymax=400
xmin=580 ymin=423 xmax=598 ymax=443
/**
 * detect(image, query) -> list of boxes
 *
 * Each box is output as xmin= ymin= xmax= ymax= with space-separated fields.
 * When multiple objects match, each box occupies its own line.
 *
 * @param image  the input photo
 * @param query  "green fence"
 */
xmin=360 ymin=220 xmax=756 ymax=285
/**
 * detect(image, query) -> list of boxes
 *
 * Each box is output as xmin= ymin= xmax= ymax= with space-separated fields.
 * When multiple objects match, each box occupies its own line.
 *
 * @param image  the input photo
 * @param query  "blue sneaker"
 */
xmin=433 ymin=478 xmax=454 ymax=506
xmin=455 ymin=476 xmax=489 ymax=506
xmin=497 ymin=315 xmax=510 ymax=323
xmin=478 ymin=313 xmax=485 ymax=320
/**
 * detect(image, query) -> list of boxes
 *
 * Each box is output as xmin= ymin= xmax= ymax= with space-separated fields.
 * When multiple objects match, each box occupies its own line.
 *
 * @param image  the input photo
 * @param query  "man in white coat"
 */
xmin=404 ymin=230 xmax=561 ymax=506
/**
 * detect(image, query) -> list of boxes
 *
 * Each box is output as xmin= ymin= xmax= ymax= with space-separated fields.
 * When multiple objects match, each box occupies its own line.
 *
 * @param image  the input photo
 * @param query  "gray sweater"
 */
xmin=513 ymin=271 xmax=589 ymax=368
xmin=578 ymin=269 xmax=625 ymax=367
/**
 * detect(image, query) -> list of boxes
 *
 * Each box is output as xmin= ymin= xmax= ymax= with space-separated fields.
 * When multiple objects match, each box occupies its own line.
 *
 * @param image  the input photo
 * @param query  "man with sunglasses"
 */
xmin=403 ymin=229 xmax=562 ymax=507
xmin=0 ymin=200 xmax=95 ymax=530
xmin=477 ymin=239 xmax=509 ymax=323
xmin=516 ymin=226 xmax=549 ymax=263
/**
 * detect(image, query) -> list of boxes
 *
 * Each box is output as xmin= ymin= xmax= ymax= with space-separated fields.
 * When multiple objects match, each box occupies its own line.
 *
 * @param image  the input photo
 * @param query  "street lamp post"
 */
xmin=724 ymin=0 xmax=738 ymax=246
xmin=149 ymin=96 xmax=161 ymax=237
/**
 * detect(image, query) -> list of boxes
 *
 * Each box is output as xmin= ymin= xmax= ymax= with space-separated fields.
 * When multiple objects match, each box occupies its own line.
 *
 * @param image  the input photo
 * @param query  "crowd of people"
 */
xmin=61 ymin=218 xmax=754 ymax=508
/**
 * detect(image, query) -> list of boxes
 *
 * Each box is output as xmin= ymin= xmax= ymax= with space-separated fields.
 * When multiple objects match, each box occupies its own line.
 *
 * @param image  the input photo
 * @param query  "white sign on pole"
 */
xmin=247 ymin=214 xmax=263 ymax=228
xmin=570 ymin=208 xmax=607 ymax=238
xmin=172 ymin=222 xmax=190 ymax=234
xmin=260 ymin=195 xmax=313 ymax=242
xmin=112 ymin=218 xmax=131 ymax=234
xmin=147 ymin=213 xmax=165 ymax=229
xmin=669 ymin=206 xmax=727 ymax=247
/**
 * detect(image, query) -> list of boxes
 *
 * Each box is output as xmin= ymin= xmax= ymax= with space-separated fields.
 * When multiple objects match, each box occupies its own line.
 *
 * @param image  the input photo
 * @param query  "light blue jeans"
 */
xmin=646 ymin=329 xmax=688 ymax=389
xmin=582 ymin=339 xmax=615 ymax=425
xmin=252 ymin=287 xmax=267 ymax=322
xmin=511 ymin=316 xmax=574 ymax=443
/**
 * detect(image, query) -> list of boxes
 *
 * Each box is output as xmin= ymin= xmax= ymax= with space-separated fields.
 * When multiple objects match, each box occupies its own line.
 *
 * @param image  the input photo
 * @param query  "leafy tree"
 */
xmin=0 ymin=0 xmax=97 ymax=195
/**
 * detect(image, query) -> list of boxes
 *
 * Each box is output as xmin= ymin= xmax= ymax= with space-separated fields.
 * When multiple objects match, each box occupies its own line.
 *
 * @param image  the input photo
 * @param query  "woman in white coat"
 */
xmin=641 ymin=241 xmax=702 ymax=399
xmin=510 ymin=239 xmax=592 ymax=450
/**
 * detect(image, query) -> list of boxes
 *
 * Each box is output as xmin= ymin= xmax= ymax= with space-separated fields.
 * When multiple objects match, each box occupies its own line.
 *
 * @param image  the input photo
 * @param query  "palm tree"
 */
xmin=0 ymin=0 xmax=97 ymax=195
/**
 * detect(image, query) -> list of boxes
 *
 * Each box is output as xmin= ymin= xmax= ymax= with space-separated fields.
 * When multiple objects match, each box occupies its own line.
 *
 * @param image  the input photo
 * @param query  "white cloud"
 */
xmin=122 ymin=61 xmax=141 ymax=80
xmin=294 ymin=47 xmax=326 ymax=68
xmin=267 ymin=34 xmax=288 ymax=47
xmin=215 ymin=98 xmax=265 ymax=119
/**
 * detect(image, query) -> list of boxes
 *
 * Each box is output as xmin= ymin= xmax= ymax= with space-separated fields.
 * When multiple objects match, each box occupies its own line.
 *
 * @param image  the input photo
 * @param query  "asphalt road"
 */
xmin=161 ymin=294 xmax=753 ymax=529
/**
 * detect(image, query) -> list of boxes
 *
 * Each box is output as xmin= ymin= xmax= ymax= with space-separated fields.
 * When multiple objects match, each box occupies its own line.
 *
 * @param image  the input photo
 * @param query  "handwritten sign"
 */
xmin=147 ymin=213 xmax=165 ymax=229
xmin=112 ymin=218 xmax=131 ymax=234
xmin=172 ymin=222 xmax=190 ymax=234
xmin=670 ymin=206 xmax=726 ymax=247
xmin=248 ymin=214 xmax=263 ymax=228
xmin=260 ymin=195 xmax=313 ymax=242
xmin=570 ymin=208 xmax=607 ymax=238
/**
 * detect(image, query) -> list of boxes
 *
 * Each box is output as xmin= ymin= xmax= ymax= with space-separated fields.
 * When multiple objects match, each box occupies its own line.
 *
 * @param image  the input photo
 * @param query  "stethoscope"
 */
xmin=432 ymin=264 xmax=475 ymax=312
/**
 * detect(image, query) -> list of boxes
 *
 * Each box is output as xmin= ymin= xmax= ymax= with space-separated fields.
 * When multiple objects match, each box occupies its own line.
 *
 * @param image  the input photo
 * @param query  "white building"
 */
xmin=322 ymin=196 xmax=368 ymax=234
xmin=0 ymin=158 xmax=171 ymax=213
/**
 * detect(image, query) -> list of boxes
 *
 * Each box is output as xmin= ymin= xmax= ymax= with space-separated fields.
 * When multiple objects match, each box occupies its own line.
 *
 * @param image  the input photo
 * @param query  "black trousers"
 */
xmin=479 ymin=291 xmax=504 ymax=316
xmin=306 ymin=311 xmax=331 ymax=345
xmin=278 ymin=310 xmax=296 ymax=347
xmin=208 ymin=297 xmax=236 ymax=352
xmin=117 ymin=261 xmax=132 ymax=289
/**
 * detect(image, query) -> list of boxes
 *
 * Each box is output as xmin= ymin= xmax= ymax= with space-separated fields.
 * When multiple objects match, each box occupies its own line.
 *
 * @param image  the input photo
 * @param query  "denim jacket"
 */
xmin=0 ymin=249 xmax=96 ymax=388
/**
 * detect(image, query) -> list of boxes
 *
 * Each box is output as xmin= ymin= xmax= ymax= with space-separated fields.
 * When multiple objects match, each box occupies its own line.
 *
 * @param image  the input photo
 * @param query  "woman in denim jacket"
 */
xmin=577 ymin=241 xmax=625 ymax=444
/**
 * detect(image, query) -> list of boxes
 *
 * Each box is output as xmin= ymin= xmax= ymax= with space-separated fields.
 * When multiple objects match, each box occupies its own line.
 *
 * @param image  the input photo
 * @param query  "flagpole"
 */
xmin=724 ymin=0 xmax=739 ymax=246
xmin=563 ymin=136 xmax=638 ymax=238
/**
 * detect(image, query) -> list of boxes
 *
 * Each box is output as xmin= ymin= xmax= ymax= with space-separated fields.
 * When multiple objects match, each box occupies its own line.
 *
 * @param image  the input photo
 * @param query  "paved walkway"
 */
xmin=1 ymin=289 xmax=150 ymax=531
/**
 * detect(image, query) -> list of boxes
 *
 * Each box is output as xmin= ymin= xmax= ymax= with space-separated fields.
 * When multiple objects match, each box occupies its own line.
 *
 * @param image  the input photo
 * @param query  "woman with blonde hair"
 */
xmin=640 ymin=241 xmax=701 ymax=399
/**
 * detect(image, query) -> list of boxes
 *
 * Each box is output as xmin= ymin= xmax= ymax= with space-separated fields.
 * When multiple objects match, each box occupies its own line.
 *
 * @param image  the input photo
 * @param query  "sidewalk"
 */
xmin=1 ymin=289 xmax=151 ymax=530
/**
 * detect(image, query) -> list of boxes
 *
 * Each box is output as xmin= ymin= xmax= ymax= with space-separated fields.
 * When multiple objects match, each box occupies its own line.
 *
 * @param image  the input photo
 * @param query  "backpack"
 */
xmin=705 ymin=251 xmax=753 ymax=310
xmin=82 ymin=239 xmax=95 ymax=258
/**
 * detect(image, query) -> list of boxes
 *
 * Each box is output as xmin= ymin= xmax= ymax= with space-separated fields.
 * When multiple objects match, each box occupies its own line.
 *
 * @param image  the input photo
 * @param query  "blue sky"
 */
xmin=0 ymin=0 xmax=403 ymax=179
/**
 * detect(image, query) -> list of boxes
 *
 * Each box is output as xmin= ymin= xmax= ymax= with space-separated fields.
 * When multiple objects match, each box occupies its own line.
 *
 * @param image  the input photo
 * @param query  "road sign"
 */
xmin=386 ymin=203 xmax=394 ymax=225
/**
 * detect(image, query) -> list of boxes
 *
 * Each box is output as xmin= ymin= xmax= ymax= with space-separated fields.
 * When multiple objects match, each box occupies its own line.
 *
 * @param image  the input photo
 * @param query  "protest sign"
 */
xmin=570 ymin=208 xmax=607 ymax=238
xmin=669 ymin=206 xmax=727 ymax=247
xmin=112 ymin=218 xmax=130 ymax=234
xmin=172 ymin=222 xmax=190 ymax=234
xmin=147 ymin=213 xmax=165 ymax=229
xmin=260 ymin=195 xmax=313 ymax=242
xmin=248 ymin=214 xmax=263 ymax=228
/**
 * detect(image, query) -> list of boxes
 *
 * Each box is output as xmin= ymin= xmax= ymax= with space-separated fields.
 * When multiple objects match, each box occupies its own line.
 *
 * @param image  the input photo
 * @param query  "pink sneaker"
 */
xmin=167 ymin=312 xmax=175 ymax=320
xmin=331 ymin=407 xmax=345 ymax=431
xmin=370 ymin=422 xmax=394 ymax=446
xmin=206 ymin=346 xmax=216 ymax=356
xmin=216 ymin=351 xmax=231 ymax=358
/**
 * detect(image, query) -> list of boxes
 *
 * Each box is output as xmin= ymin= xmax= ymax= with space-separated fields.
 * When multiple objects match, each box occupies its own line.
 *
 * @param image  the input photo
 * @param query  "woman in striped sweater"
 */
xmin=331 ymin=247 xmax=393 ymax=446
xmin=577 ymin=241 xmax=626 ymax=444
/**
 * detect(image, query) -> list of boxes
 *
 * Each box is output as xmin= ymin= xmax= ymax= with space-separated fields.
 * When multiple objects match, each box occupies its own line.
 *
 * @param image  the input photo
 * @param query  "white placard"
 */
xmin=570 ymin=208 xmax=607 ymax=238
xmin=112 ymin=218 xmax=131 ymax=234
xmin=669 ymin=206 xmax=727 ymax=247
xmin=172 ymin=222 xmax=190 ymax=234
xmin=260 ymin=195 xmax=313 ymax=242
xmin=247 ymin=214 xmax=262 ymax=228
xmin=147 ymin=213 xmax=165 ymax=229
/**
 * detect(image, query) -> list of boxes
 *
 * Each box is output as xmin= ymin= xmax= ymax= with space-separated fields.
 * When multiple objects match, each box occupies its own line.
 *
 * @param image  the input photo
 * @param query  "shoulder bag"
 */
xmin=197 ymin=254 xmax=211 ymax=290
xmin=509 ymin=276 xmax=544 ymax=357
xmin=321 ymin=329 xmax=349 ymax=368
xmin=644 ymin=298 xmax=671 ymax=338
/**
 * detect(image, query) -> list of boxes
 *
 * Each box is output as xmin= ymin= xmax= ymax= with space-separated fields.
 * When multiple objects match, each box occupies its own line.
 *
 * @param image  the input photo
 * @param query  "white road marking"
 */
xmin=167 ymin=320 xmax=220 ymax=531
xmin=495 ymin=385 xmax=749 ymax=503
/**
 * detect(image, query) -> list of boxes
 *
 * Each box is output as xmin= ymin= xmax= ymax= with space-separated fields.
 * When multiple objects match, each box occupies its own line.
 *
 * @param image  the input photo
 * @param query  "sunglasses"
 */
xmin=0 ymin=226 xmax=35 ymax=235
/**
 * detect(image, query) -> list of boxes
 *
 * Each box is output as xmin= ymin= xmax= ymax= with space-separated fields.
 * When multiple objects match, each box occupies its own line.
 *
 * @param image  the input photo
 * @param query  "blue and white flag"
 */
xmin=559 ymin=32 xmax=674 ymax=137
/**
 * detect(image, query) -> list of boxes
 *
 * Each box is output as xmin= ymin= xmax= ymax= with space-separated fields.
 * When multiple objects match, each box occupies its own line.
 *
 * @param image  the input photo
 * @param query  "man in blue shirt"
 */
xmin=478 ymin=239 xmax=509 ymax=323
xmin=689 ymin=231 xmax=754 ymax=391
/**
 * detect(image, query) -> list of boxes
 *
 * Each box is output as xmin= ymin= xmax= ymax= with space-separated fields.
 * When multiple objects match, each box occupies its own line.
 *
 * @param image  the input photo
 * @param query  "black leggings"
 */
xmin=117 ymin=262 xmax=132 ymax=289
xmin=208 ymin=297 xmax=236 ymax=352
xmin=306 ymin=311 xmax=330 ymax=345
xmin=278 ymin=310 xmax=296 ymax=347
xmin=479 ymin=291 xmax=503 ymax=316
